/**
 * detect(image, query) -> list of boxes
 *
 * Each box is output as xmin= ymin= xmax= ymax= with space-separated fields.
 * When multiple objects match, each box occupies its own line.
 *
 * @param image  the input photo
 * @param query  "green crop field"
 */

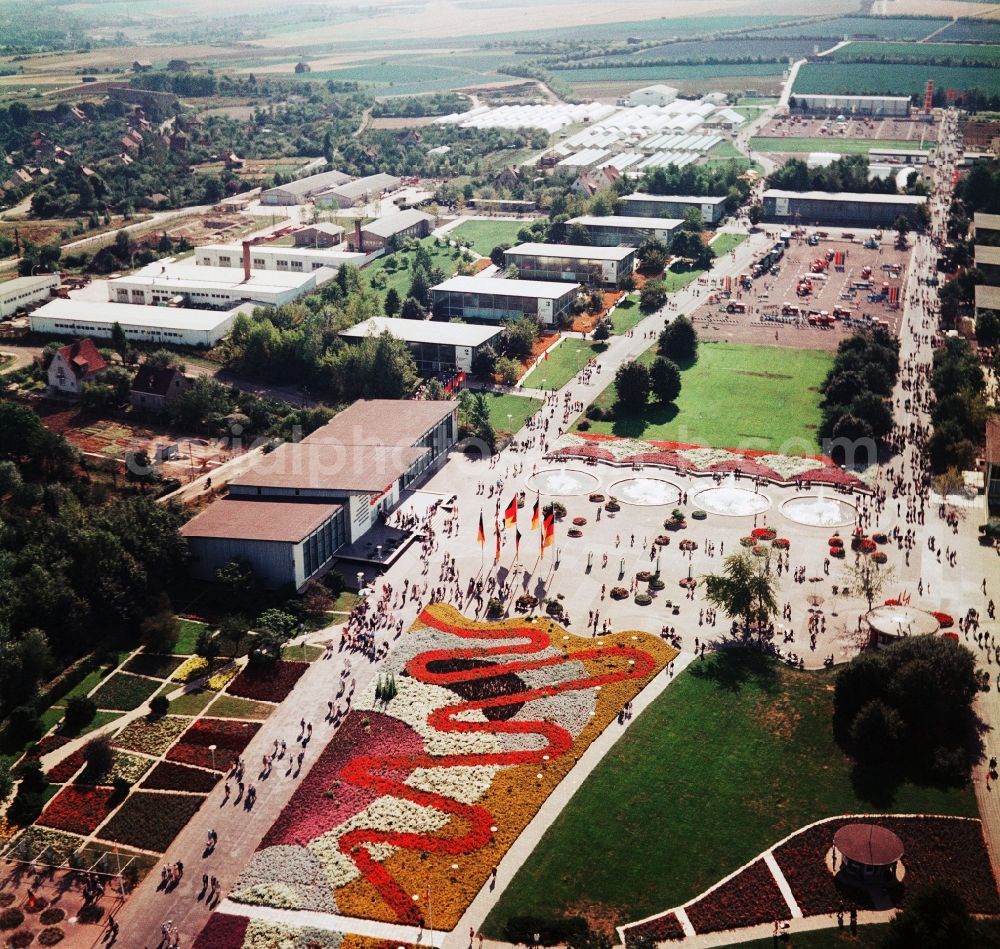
xmin=833 ymin=41 xmax=1000 ymax=65
xmin=747 ymin=16 xmax=950 ymax=40
xmin=449 ymin=219 xmax=537 ymax=256
xmin=793 ymin=62 xmax=1000 ymax=97
xmin=559 ymin=62 xmax=786 ymax=84
xmin=484 ymin=651 xmax=976 ymax=935
xmin=578 ymin=341 xmax=833 ymax=454
xmin=750 ymin=136 xmax=928 ymax=154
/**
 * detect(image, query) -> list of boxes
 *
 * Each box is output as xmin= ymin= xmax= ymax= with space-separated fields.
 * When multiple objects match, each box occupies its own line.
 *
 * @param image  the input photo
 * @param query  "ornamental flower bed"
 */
xmin=122 ymin=654 xmax=186 ymax=679
xmin=46 ymin=749 xmax=86 ymax=784
xmin=227 ymin=660 xmax=308 ymax=703
xmin=830 ymin=546 xmax=845 ymax=558
xmin=685 ymin=858 xmax=790 ymax=934
xmin=96 ymin=791 xmax=206 ymax=853
xmin=931 ymin=612 xmax=954 ymax=629
xmin=571 ymin=517 xmax=587 ymax=526
xmin=751 ymin=545 xmax=767 ymax=557
xmin=113 ymin=715 xmax=189 ymax=756
xmin=624 ymin=913 xmax=685 ymax=945
xmin=231 ymin=604 xmax=675 ymax=929
xmin=89 ymin=673 xmax=161 ymax=711
xmin=829 ymin=536 xmax=843 ymax=548
xmin=871 ymin=551 xmax=888 ymax=564
xmin=167 ymin=718 xmax=261 ymax=772
xmin=740 ymin=536 xmax=755 ymax=547
xmin=610 ymin=587 xmax=629 ymax=600
xmin=192 ymin=912 xmax=250 ymax=949
xmin=774 ymin=816 xmax=1000 ymax=917
xmin=751 ymin=527 xmax=776 ymax=541
xmin=142 ymin=761 xmax=219 ymax=793
xmin=37 ymin=785 xmax=116 ymax=835
xmin=773 ymin=538 xmax=790 ymax=550
xmin=567 ymin=528 xmax=583 ymax=538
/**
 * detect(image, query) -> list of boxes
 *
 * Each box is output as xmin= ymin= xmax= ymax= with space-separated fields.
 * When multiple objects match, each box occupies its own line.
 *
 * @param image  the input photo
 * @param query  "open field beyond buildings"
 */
xmin=449 ymin=219 xmax=538 ymax=256
xmin=484 ymin=651 xmax=978 ymax=936
xmin=793 ymin=62 xmax=1000 ymax=97
xmin=579 ymin=342 xmax=833 ymax=454
xmin=750 ymin=136 xmax=928 ymax=154
xmin=522 ymin=338 xmax=607 ymax=391
xmin=832 ymin=41 xmax=1000 ymax=64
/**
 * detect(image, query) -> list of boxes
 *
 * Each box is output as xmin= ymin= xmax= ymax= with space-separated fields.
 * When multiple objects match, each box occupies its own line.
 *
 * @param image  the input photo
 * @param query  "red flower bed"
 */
xmin=625 ymin=913 xmax=685 ymax=945
xmin=37 ymin=785 xmax=116 ymax=835
xmin=774 ymin=816 xmax=1000 ymax=917
xmin=931 ymin=612 xmax=954 ymax=629
xmin=166 ymin=718 xmax=261 ymax=772
xmin=192 ymin=912 xmax=249 ymax=949
xmin=685 ymin=858 xmax=790 ymax=934
xmin=830 ymin=546 xmax=845 ymax=558
xmin=97 ymin=791 xmax=205 ymax=853
xmin=829 ymin=536 xmax=843 ymax=547
xmin=752 ymin=527 xmax=776 ymax=541
xmin=46 ymin=749 xmax=86 ymax=784
xmin=142 ymin=761 xmax=220 ymax=793
xmin=25 ymin=735 xmax=70 ymax=760
xmin=227 ymin=660 xmax=308 ymax=703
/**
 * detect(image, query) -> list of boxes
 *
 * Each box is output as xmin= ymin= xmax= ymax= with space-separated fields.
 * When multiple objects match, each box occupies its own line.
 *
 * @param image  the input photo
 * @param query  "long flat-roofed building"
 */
xmin=316 ymin=173 xmax=402 ymax=209
xmin=348 ymin=209 xmax=435 ymax=252
xmin=30 ymin=298 xmax=248 ymax=347
xmin=340 ymin=316 xmax=503 ymax=373
xmin=0 ymin=273 xmax=60 ymax=319
xmin=788 ymin=94 xmax=911 ymax=117
xmin=196 ymin=243 xmax=372 ymax=273
xmin=182 ymin=399 xmax=459 ymax=589
xmin=567 ymin=215 xmax=682 ymax=247
xmin=617 ymin=193 xmax=728 ymax=225
xmin=109 ymin=260 xmax=334 ymax=308
xmin=260 ymin=169 xmax=352 ymax=206
xmin=976 ymin=284 xmax=1000 ymax=318
xmin=431 ymin=275 xmax=579 ymax=327
xmin=503 ymin=243 xmax=636 ymax=287
xmin=761 ymin=190 xmax=927 ymax=228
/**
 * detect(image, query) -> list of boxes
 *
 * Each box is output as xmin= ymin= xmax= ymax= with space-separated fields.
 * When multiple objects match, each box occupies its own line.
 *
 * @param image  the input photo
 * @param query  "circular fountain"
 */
xmin=693 ymin=476 xmax=771 ymax=517
xmin=866 ymin=605 xmax=940 ymax=644
xmin=525 ymin=467 xmax=600 ymax=497
xmin=781 ymin=494 xmax=857 ymax=528
xmin=609 ymin=477 xmax=681 ymax=507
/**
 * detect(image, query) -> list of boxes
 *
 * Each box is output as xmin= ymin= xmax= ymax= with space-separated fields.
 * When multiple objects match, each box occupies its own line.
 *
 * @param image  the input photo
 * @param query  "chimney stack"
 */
xmin=242 ymin=240 xmax=252 ymax=283
xmin=354 ymin=219 xmax=363 ymax=253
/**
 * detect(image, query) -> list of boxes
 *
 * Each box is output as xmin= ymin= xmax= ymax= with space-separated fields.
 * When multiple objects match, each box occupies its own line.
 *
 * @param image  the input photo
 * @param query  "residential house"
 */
xmin=47 ymin=338 xmax=108 ymax=397
xmin=130 ymin=364 xmax=190 ymax=414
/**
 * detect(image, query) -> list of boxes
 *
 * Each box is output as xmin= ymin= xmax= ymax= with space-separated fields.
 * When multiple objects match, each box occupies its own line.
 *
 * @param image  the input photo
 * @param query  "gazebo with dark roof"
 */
xmin=833 ymin=823 xmax=904 ymax=882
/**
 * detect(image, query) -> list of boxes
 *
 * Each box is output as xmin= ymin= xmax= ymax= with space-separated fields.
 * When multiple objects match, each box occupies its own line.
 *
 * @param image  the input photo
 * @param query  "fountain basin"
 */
xmin=525 ymin=468 xmax=600 ymax=496
xmin=781 ymin=495 xmax=857 ymax=528
xmin=609 ymin=477 xmax=681 ymax=507
xmin=693 ymin=480 xmax=771 ymax=517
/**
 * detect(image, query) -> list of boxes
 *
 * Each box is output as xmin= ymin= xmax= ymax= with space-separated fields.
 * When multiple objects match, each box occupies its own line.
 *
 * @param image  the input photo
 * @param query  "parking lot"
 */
xmin=688 ymin=233 xmax=913 ymax=351
xmin=757 ymin=113 xmax=940 ymax=144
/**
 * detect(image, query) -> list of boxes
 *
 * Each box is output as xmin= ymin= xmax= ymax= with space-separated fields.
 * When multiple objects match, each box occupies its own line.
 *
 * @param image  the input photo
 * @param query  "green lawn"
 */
xmin=484 ymin=652 xmax=977 ymax=937
xmin=330 ymin=592 xmax=360 ymax=613
xmin=168 ymin=689 xmax=214 ymax=716
xmin=363 ymin=237 xmax=470 ymax=302
xmin=609 ymin=296 xmax=644 ymax=335
xmin=172 ymin=619 xmax=209 ymax=656
xmin=708 ymin=139 xmax=745 ymax=159
xmin=62 ymin=668 xmax=107 ymax=701
xmin=750 ymin=136 xmax=928 ymax=154
xmin=450 ymin=219 xmax=537 ymax=256
xmin=662 ymin=267 xmax=704 ymax=292
xmin=207 ymin=695 xmax=274 ymax=720
xmin=472 ymin=391 xmax=543 ymax=435
xmin=280 ymin=644 xmax=326 ymax=662
xmin=710 ymin=233 xmax=748 ymax=255
xmin=521 ymin=339 xmax=606 ymax=391
xmin=578 ymin=341 xmax=833 ymax=454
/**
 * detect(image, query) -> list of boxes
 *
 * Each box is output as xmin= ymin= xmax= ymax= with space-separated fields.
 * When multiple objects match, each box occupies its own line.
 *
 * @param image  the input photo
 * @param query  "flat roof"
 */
xmin=201 ymin=243 xmax=367 ymax=263
xmin=794 ymin=94 xmax=910 ymax=103
xmin=305 ymin=398 xmax=459 ymax=448
xmin=31 ymin=298 xmax=245 ymax=331
xmin=113 ymin=262 xmax=321 ymax=293
xmin=976 ymin=245 xmax=1000 ymax=267
xmin=506 ymin=243 xmax=635 ymax=261
xmin=0 ymin=273 xmax=59 ymax=296
xmin=569 ymin=215 xmax=684 ymax=229
xmin=975 ymin=212 xmax=1000 ymax=232
xmin=976 ymin=284 xmax=1000 ymax=310
xmin=432 ymin=275 xmax=580 ymax=299
xmin=340 ymin=316 xmax=502 ymax=347
xmin=231 ymin=442 xmax=428 ymax=493
xmin=763 ymin=189 xmax=927 ymax=205
xmin=620 ymin=193 xmax=727 ymax=205
xmin=180 ymin=498 xmax=342 ymax=543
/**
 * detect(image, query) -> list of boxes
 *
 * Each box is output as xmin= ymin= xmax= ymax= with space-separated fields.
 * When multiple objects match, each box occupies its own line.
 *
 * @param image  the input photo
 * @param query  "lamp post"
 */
xmin=208 ymin=744 xmax=217 ymax=772
xmin=356 ymin=571 xmax=364 ymax=592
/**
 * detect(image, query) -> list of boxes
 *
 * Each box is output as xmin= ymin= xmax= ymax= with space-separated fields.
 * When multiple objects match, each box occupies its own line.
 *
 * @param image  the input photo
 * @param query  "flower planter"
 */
xmin=634 ymin=593 xmax=652 ymax=606
xmin=636 ymin=571 xmax=652 ymax=582
xmin=571 ymin=517 xmax=587 ymax=526
xmin=567 ymin=528 xmax=583 ymax=538
xmin=679 ymin=577 xmax=697 ymax=589
xmin=828 ymin=536 xmax=843 ymax=548
xmin=609 ymin=587 xmax=629 ymax=600
xmin=655 ymin=535 xmax=671 ymax=546
xmin=648 ymin=578 xmax=666 ymax=591
xmin=589 ymin=493 xmax=605 ymax=503
xmin=691 ymin=509 xmax=707 ymax=520
xmin=871 ymin=551 xmax=887 ymax=564
xmin=751 ymin=545 xmax=767 ymax=557
xmin=514 ymin=594 xmax=538 ymax=612
xmin=829 ymin=546 xmax=845 ymax=558
xmin=605 ymin=501 xmax=621 ymax=513
xmin=773 ymin=538 xmax=790 ymax=550
xmin=679 ymin=539 xmax=698 ymax=552
xmin=740 ymin=536 xmax=755 ymax=547
xmin=751 ymin=527 xmax=776 ymax=541
xmin=931 ymin=611 xmax=954 ymax=628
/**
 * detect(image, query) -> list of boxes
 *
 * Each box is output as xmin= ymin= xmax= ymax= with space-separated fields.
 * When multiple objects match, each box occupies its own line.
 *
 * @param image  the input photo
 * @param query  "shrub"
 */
xmin=149 ymin=694 xmax=169 ymax=717
xmin=577 ymin=420 xmax=591 ymax=431
xmin=23 ymin=896 xmax=47 ymax=913
xmin=0 ymin=908 xmax=25 ymax=930
xmin=634 ymin=593 xmax=652 ymax=606
xmin=39 ymin=929 xmax=64 ymax=946
xmin=8 ymin=931 xmax=33 ymax=948
xmin=38 ymin=909 xmax=64 ymax=926
xmin=62 ymin=696 xmax=97 ymax=736
xmin=76 ymin=905 xmax=103 ymax=924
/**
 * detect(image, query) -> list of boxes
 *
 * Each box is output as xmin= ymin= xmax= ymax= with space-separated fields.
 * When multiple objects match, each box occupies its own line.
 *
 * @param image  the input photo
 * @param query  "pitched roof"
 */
xmin=55 ymin=338 xmax=107 ymax=378
xmin=131 ymin=364 xmax=185 ymax=397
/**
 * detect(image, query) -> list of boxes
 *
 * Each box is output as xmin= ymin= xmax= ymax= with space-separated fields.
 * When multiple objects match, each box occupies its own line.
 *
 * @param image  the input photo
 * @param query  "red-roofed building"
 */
xmin=47 ymin=338 xmax=108 ymax=397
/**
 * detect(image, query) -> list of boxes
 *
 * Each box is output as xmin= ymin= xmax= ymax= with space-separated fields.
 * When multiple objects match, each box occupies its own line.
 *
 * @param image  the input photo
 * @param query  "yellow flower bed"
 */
xmin=171 ymin=656 xmax=209 ymax=683
xmin=206 ymin=666 xmax=238 ymax=692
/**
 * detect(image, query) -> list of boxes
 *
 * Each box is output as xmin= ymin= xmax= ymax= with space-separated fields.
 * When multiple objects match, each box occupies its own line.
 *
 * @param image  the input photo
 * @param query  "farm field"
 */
xmin=291 ymin=63 xmax=509 ymax=96
xmin=935 ymin=17 xmax=1000 ymax=42
xmin=592 ymin=37 xmax=823 ymax=63
xmin=556 ymin=62 xmax=788 ymax=84
xmin=449 ymin=219 xmax=538 ymax=255
xmin=483 ymin=652 xmax=977 ymax=935
xmin=578 ymin=341 xmax=833 ymax=454
xmin=793 ymin=62 xmax=1000 ymax=96
xmin=745 ymin=15 xmax=951 ymax=39
xmin=832 ymin=41 xmax=1000 ymax=64
xmin=750 ymin=135 xmax=927 ymax=154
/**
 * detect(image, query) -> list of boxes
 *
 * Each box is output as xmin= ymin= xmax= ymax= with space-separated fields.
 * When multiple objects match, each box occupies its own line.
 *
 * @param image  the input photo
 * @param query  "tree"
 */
xmin=82 ymin=734 xmax=114 ymax=777
xmin=501 ymin=318 xmax=539 ymax=361
xmin=139 ymin=601 xmax=179 ymax=652
xmin=495 ymin=356 xmax=522 ymax=386
xmin=650 ymin=356 xmax=681 ymax=404
xmin=471 ymin=344 xmax=498 ymax=378
xmin=592 ymin=319 xmax=611 ymax=341
xmin=883 ymin=886 xmax=1000 ymax=949
xmin=614 ymin=361 xmax=650 ymax=413
xmin=218 ymin=613 xmax=252 ymax=657
xmin=747 ymin=203 xmax=763 ymax=225
xmin=384 ymin=287 xmax=402 ymax=317
xmin=255 ymin=608 xmax=300 ymax=639
xmin=658 ymin=316 xmax=698 ymax=362
xmin=893 ymin=214 xmax=911 ymax=244
xmin=842 ymin=556 xmax=895 ymax=612
xmin=408 ymin=268 xmax=431 ymax=307
xmin=400 ymin=296 xmax=425 ymax=320
xmin=215 ymin=560 xmax=254 ymax=609
xmin=467 ymin=392 xmax=496 ymax=454
xmin=63 ymin=696 xmax=97 ymax=736
xmin=111 ymin=321 xmax=128 ymax=358
xmin=703 ymin=551 xmax=779 ymax=639
xmin=638 ymin=247 xmax=667 ymax=276
xmin=639 ymin=279 xmax=668 ymax=313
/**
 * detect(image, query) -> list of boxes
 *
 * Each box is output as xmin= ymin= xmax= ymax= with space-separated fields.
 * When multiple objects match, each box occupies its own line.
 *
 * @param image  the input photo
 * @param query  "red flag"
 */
xmin=494 ymin=519 xmax=501 ymax=562
xmin=515 ymin=528 xmax=521 ymax=558
xmin=476 ymin=512 xmax=485 ymax=547
xmin=504 ymin=495 xmax=518 ymax=529
xmin=531 ymin=494 xmax=540 ymax=531
xmin=541 ymin=511 xmax=554 ymax=556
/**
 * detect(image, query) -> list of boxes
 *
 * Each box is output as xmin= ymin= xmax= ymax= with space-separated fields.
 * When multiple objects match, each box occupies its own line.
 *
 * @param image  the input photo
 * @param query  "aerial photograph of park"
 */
xmin=0 ymin=0 xmax=998 ymax=946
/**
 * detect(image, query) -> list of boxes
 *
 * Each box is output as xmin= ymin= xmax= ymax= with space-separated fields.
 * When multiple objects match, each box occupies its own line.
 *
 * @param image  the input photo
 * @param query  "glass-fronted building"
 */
xmin=566 ymin=215 xmax=683 ymax=247
xmin=504 ymin=243 xmax=636 ymax=287
xmin=431 ymin=276 xmax=579 ymax=327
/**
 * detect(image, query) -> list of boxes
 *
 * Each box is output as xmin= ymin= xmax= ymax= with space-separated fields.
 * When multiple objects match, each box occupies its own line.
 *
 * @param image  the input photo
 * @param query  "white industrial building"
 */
xmin=431 ymin=275 xmax=579 ymax=327
xmin=109 ymin=260 xmax=334 ymax=308
xmin=196 ymin=243 xmax=373 ymax=272
xmin=436 ymin=101 xmax=615 ymax=134
xmin=567 ymin=215 xmax=683 ymax=246
xmin=30 ymin=298 xmax=248 ymax=347
xmin=316 ymin=173 xmax=402 ymax=209
xmin=260 ymin=169 xmax=352 ymax=206
xmin=627 ymin=84 xmax=679 ymax=107
xmin=617 ymin=193 xmax=728 ymax=225
xmin=0 ymin=273 xmax=60 ymax=319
